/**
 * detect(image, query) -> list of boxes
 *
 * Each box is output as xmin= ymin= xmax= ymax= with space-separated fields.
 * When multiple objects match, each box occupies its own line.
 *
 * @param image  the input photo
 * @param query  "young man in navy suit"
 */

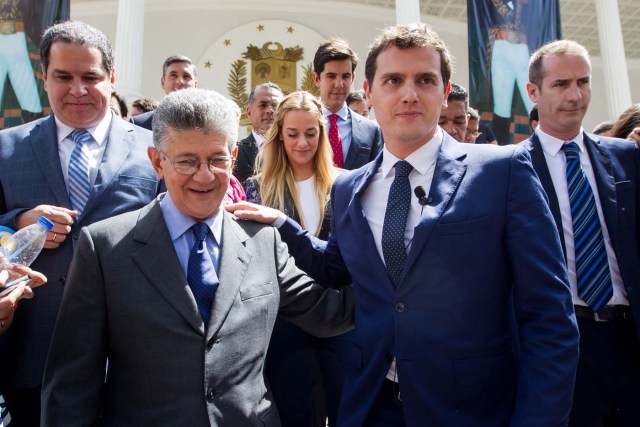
xmin=523 ymin=40 xmax=640 ymax=426
xmin=230 ymin=23 xmax=579 ymax=427
xmin=0 ymin=21 xmax=160 ymax=425
xmin=313 ymin=38 xmax=383 ymax=170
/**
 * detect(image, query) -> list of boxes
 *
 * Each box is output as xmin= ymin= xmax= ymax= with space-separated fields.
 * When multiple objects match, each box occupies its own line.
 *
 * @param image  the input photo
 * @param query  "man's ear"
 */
xmin=312 ymin=72 xmax=321 ymax=87
xmin=526 ymin=82 xmax=539 ymax=103
xmin=232 ymin=146 xmax=238 ymax=159
xmin=160 ymin=75 xmax=166 ymax=89
xmin=148 ymin=147 xmax=164 ymax=179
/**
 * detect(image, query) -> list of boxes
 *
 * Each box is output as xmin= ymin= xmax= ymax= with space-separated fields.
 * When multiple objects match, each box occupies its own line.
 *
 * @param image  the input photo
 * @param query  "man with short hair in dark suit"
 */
xmin=233 ymin=82 xmax=284 ymax=186
xmin=131 ymin=54 xmax=198 ymax=130
xmin=0 ymin=21 xmax=160 ymax=426
xmin=313 ymin=37 xmax=383 ymax=170
xmin=522 ymin=39 xmax=640 ymax=426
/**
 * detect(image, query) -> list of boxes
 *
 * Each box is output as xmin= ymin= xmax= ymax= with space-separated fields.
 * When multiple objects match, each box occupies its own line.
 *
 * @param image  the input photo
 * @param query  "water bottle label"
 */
xmin=0 ymin=226 xmax=15 ymax=245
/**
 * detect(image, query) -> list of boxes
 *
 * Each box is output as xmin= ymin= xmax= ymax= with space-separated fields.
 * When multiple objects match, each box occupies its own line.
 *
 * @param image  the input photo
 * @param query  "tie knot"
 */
xmin=562 ymin=141 xmax=580 ymax=161
xmin=394 ymin=160 xmax=413 ymax=178
xmin=191 ymin=222 xmax=209 ymax=242
xmin=70 ymin=129 xmax=92 ymax=147
xmin=329 ymin=114 xmax=339 ymax=125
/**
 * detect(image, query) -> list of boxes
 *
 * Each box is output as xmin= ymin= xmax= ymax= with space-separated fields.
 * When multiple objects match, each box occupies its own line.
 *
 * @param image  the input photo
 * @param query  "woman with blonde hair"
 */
xmin=245 ymin=91 xmax=348 ymax=427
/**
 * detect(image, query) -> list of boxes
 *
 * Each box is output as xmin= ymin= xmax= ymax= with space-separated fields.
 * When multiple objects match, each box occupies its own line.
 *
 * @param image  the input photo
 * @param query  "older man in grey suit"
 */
xmin=42 ymin=88 xmax=354 ymax=426
xmin=0 ymin=21 xmax=160 ymax=426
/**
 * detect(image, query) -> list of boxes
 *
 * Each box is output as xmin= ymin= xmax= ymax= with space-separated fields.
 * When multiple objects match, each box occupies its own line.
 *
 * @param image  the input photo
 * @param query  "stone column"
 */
xmin=114 ymin=0 xmax=145 ymax=104
xmin=595 ymin=0 xmax=631 ymax=120
xmin=396 ymin=0 xmax=421 ymax=24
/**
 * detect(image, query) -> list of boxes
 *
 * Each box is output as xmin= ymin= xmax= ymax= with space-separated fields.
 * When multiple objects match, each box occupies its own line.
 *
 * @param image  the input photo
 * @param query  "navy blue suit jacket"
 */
xmin=0 ymin=113 xmax=160 ymax=388
xmin=522 ymin=132 xmax=640 ymax=336
xmin=279 ymin=134 xmax=579 ymax=426
xmin=342 ymin=108 xmax=383 ymax=171
xmin=130 ymin=110 xmax=154 ymax=130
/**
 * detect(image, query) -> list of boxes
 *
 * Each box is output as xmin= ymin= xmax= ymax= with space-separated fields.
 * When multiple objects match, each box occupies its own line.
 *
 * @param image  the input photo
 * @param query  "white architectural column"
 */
xmin=396 ymin=0 xmax=421 ymax=24
xmin=594 ymin=0 xmax=631 ymax=120
xmin=114 ymin=0 xmax=145 ymax=103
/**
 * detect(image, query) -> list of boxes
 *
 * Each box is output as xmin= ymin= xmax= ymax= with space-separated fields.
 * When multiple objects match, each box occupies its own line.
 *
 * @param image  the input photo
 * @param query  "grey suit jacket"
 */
xmin=342 ymin=108 xmax=383 ymax=171
xmin=0 ymin=113 xmax=160 ymax=388
xmin=41 ymin=200 xmax=354 ymax=426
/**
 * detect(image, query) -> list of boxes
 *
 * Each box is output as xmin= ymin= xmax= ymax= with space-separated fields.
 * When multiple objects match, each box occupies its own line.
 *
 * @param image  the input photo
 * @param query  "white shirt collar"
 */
xmin=381 ymin=128 xmax=443 ymax=178
xmin=536 ymin=126 xmax=585 ymax=158
xmin=322 ymin=104 xmax=349 ymax=121
xmin=55 ymin=110 xmax=113 ymax=146
xmin=252 ymin=130 xmax=266 ymax=148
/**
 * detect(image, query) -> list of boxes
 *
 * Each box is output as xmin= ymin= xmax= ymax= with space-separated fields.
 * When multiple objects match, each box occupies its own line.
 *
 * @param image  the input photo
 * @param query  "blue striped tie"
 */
xmin=382 ymin=160 xmax=413 ymax=289
xmin=562 ymin=142 xmax=612 ymax=312
xmin=68 ymin=129 xmax=92 ymax=214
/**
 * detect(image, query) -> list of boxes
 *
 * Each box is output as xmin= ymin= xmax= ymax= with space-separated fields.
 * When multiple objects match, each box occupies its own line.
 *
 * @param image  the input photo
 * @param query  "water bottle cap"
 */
xmin=37 ymin=216 xmax=55 ymax=231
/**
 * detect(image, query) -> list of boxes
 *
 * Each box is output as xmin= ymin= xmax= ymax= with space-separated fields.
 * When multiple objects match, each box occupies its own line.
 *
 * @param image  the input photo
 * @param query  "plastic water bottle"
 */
xmin=0 ymin=216 xmax=54 ymax=269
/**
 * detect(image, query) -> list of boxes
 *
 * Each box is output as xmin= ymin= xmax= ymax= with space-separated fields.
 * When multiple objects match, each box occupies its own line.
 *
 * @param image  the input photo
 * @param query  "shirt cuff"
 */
xmin=272 ymin=212 xmax=287 ymax=228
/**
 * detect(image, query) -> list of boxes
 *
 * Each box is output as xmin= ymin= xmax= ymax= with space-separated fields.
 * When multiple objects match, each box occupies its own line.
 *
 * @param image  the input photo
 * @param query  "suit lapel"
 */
xmin=30 ymin=116 xmax=72 ymax=208
xmin=403 ymin=137 xmax=467 ymax=276
xmin=344 ymin=111 xmax=362 ymax=170
xmin=131 ymin=201 xmax=205 ymax=335
xmin=584 ymin=133 xmax=618 ymax=247
xmin=348 ymin=153 xmax=394 ymax=290
xmin=526 ymin=134 xmax=566 ymax=256
xmin=81 ymin=115 xmax=136 ymax=220
xmin=206 ymin=212 xmax=251 ymax=341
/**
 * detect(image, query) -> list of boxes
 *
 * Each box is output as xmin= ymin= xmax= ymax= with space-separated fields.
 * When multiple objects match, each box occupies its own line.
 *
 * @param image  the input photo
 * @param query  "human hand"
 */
xmin=15 ymin=205 xmax=77 ymax=249
xmin=627 ymin=127 xmax=640 ymax=147
xmin=225 ymin=201 xmax=282 ymax=225
xmin=0 ymin=267 xmax=47 ymax=331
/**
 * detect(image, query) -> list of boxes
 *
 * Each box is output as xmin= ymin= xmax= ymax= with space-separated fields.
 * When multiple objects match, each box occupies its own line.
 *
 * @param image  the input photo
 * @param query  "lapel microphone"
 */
xmin=414 ymin=186 xmax=432 ymax=206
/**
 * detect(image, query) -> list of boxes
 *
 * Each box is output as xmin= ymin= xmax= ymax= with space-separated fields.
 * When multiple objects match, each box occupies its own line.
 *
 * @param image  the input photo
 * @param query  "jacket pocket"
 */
xmin=240 ymin=282 xmax=273 ymax=301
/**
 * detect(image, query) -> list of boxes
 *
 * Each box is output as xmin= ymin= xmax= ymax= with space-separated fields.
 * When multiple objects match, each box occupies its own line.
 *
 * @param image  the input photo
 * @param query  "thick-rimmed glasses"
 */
xmin=160 ymin=151 xmax=234 ymax=175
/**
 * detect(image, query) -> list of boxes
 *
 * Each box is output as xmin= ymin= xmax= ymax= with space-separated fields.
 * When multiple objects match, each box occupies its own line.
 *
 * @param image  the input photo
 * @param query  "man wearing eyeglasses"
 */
xmin=41 ymin=88 xmax=354 ymax=426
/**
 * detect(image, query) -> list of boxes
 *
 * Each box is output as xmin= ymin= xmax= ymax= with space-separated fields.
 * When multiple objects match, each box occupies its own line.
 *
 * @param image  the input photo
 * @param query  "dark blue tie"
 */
xmin=382 ymin=160 xmax=413 ymax=289
xmin=187 ymin=223 xmax=219 ymax=324
xmin=562 ymin=142 xmax=612 ymax=312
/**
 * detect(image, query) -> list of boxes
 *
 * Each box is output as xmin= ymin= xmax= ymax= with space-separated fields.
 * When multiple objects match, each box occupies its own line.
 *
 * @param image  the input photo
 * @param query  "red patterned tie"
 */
xmin=329 ymin=114 xmax=344 ymax=168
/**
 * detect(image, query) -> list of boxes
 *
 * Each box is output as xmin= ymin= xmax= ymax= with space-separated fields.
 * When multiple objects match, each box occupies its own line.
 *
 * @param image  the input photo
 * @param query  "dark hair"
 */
xmin=610 ymin=104 xmax=640 ymax=139
xmin=162 ymin=55 xmax=197 ymax=77
xmin=529 ymin=105 xmax=539 ymax=126
xmin=313 ymin=38 xmax=358 ymax=74
xmin=365 ymin=23 xmax=452 ymax=89
xmin=40 ymin=20 xmax=114 ymax=73
xmin=346 ymin=90 xmax=366 ymax=106
xmin=248 ymin=82 xmax=283 ymax=106
xmin=448 ymin=83 xmax=468 ymax=111
xmin=111 ymin=91 xmax=128 ymax=118
xmin=132 ymin=98 xmax=159 ymax=113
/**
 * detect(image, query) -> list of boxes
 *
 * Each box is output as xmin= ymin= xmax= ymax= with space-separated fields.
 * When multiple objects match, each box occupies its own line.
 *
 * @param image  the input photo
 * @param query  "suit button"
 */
xmin=206 ymin=387 xmax=215 ymax=402
xmin=59 ymin=276 xmax=66 ymax=286
xmin=206 ymin=337 xmax=219 ymax=351
xmin=73 ymin=233 xmax=79 ymax=240
xmin=395 ymin=302 xmax=406 ymax=313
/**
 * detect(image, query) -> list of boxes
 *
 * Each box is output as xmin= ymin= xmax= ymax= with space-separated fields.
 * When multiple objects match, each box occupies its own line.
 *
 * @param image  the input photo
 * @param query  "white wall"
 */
xmin=72 ymin=0 xmax=638 ymax=130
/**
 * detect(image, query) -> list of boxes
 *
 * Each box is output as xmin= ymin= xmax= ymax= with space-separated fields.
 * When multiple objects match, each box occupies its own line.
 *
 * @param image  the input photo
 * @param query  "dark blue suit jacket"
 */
xmin=0 ymin=113 xmax=160 ymax=388
xmin=130 ymin=110 xmax=154 ymax=130
xmin=522 ymin=132 xmax=640 ymax=336
xmin=279 ymin=134 xmax=579 ymax=426
xmin=342 ymin=108 xmax=383 ymax=171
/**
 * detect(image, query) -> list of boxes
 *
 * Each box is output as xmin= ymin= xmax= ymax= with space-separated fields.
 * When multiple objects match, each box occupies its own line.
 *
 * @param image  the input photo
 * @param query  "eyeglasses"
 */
xmin=160 ymin=151 xmax=234 ymax=175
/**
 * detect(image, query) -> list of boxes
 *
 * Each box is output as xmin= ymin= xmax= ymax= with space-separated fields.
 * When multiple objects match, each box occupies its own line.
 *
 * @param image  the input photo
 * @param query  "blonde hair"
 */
xmin=255 ymin=91 xmax=336 ymax=235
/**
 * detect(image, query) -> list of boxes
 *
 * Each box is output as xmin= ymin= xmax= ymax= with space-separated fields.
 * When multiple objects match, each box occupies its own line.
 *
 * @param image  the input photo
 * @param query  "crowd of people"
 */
xmin=0 ymin=16 xmax=638 ymax=427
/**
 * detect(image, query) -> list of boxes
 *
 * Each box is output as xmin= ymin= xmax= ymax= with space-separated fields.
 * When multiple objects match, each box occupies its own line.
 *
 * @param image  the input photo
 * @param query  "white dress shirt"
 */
xmin=252 ymin=130 xmax=266 ymax=149
xmin=536 ymin=127 xmax=627 ymax=307
xmin=55 ymin=111 xmax=112 ymax=190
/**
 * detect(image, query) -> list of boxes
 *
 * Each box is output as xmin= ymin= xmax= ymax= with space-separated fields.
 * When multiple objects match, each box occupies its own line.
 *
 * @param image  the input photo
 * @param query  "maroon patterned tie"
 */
xmin=329 ymin=114 xmax=344 ymax=168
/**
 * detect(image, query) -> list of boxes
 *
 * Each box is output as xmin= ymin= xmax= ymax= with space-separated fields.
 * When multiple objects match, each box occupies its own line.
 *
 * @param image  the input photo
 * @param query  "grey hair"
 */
xmin=153 ymin=88 xmax=239 ymax=153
